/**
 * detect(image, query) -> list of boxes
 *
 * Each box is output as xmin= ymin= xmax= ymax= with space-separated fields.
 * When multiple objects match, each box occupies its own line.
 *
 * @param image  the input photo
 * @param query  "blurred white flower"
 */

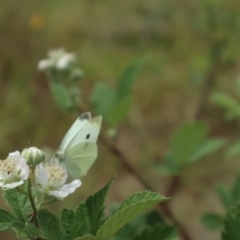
xmin=56 ymin=53 xmax=76 ymax=70
xmin=0 ymin=151 xmax=29 ymax=190
xmin=34 ymin=160 xmax=81 ymax=198
xmin=38 ymin=48 xmax=76 ymax=71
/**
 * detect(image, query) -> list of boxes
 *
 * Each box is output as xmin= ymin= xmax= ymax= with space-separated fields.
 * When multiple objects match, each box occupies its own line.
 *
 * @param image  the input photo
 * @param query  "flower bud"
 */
xmin=21 ymin=147 xmax=45 ymax=166
xmin=70 ymin=68 xmax=84 ymax=82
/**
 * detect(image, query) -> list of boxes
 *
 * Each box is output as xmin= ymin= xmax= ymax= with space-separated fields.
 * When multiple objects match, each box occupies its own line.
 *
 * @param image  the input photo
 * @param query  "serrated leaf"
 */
xmin=222 ymin=202 xmax=240 ymax=240
xmin=74 ymin=234 xmax=96 ymax=240
xmin=61 ymin=208 xmax=75 ymax=239
xmin=90 ymin=83 xmax=116 ymax=116
xmin=201 ymin=213 xmax=223 ymax=230
xmin=38 ymin=209 xmax=62 ymax=240
xmin=116 ymin=58 xmax=145 ymax=101
xmin=106 ymin=97 xmax=132 ymax=126
xmin=96 ymin=191 xmax=167 ymax=240
xmin=12 ymin=220 xmax=39 ymax=238
xmin=216 ymin=185 xmax=233 ymax=209
xmin=0 ymin=209 xmax=15 ymax=231
xmin=189 ymin=138 xmax=226 ymax=163
xmin=50 ymin=82 xmax=72 ymax=111
xmin=134 ymin=224 xmax=177 ymax=240
xmin=4 ymin=190 xmax=31 ymax=222
xmin=70 ymin=179 xmax=113 ymax=238
xmin=170 ymin=122 xmax=208 ymax=166
xmin=225 ymin=141 xmax=240 ymax=158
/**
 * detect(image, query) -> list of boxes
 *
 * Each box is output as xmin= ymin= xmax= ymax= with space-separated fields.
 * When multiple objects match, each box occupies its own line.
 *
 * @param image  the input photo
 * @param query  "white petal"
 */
xmin=59 ymin=179 xmax=81 ymax=194
xmin=18 ymin=158 xmax=29 ymax=180
xmin=3 ymin=181 xmax=24 ymax=189
xmin=8 ymin=151 xmax=21 ymax=162
xmin=56 ymin=54 xmax=76 ymax=69
xmin=35 ymin=164 xmax=48 ymax=188
xmin=49 ymin=190 xmax=68 ymax=198
xmin=37 ymin=59 xmax=54 ymax=71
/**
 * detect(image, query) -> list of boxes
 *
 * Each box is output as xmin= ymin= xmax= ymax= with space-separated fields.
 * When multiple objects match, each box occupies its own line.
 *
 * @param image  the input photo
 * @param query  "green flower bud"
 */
xmin=21 ymin=147 xmax=45 ymax=166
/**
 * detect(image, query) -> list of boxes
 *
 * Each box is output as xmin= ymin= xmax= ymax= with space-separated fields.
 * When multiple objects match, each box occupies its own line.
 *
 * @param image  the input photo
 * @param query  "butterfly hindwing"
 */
xmin=63 ymin=142 xmax=97 ymax=178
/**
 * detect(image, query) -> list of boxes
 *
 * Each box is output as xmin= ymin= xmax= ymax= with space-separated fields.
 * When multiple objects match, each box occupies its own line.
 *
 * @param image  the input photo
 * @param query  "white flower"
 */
xmin=37 ymin=48 xmax=76 ymax=71
xmin=0 ymin=151 xmax=29 ymax=190
xmin=56 ymin=53 xmax=76 ymax=70
xmin=34 ymin=161 xmax=81 ymax=198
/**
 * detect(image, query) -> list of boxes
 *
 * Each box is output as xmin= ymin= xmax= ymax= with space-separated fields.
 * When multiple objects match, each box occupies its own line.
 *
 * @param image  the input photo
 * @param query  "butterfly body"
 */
xmin=52 ymin=112 xmax=102 ymax=178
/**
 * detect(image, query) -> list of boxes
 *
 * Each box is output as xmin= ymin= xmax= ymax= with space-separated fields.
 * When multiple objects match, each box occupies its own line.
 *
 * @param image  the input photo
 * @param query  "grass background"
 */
xmin=1 ymin=0 xmax=240 ymax=239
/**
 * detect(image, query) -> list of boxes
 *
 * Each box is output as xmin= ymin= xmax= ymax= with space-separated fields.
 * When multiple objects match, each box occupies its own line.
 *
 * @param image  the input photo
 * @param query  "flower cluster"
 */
xmin=38 ymin=48 xmax=76 ymax=71
xmin=0 ymin=148 xmax=81 ymax=199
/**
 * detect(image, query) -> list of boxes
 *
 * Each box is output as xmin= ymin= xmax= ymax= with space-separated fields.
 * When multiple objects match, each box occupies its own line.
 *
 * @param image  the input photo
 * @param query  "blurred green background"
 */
xmin=1 ymin=0 xmax=240 ymax=239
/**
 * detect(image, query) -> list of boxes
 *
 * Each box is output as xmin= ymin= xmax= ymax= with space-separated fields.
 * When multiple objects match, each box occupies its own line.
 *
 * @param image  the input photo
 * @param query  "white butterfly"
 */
xmin=51 ymin=112 xmax=102 ymax=178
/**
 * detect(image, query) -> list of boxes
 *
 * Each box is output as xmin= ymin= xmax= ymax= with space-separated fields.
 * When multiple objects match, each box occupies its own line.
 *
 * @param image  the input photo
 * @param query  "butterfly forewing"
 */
xmin=66 ymin=116 xmax=102 ymax=149
xmin=63 ymin=142 xmax=98 ymax=178
xmin=60 ymin=112 xmax=91 ymax=151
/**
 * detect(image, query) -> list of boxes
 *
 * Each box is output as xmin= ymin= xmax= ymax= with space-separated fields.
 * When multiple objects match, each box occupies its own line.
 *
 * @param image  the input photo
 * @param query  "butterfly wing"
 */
xmin=63 ymin=142 xmax=98 ymax=178
xmin=60 ymin=112 xmax=91 ymax=151
xmin=59 ymin=113 xmax=102 ymax=178
xmin=65 ymin=115 xmax=102 ymax=149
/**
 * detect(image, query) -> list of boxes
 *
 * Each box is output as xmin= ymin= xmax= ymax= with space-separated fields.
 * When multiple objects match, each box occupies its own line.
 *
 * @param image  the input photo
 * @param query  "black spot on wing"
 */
xmin=79 ymin=112 xmax=91 ymax=121
xmin=86 ymin=134 xmax=90 ymax=139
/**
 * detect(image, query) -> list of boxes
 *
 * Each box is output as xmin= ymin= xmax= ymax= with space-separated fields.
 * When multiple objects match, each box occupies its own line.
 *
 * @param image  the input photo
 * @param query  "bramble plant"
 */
xmin=0 ymin=50 xmax=169 ymax=240
xmin=2 ymin=47 xmax=240 ymax=240
xmin=0 ymin=149 xmax=167 ymax=239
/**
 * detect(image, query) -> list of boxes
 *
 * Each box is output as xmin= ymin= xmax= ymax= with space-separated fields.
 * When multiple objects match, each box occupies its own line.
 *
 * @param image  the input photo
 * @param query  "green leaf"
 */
xmin=145 ymin=210 xmax=165 ymax=226
xmin=116 ymin=58 xmax=145 ymax=101
xmin=170 ymin=122 xmax=208 ymax=166
xmin=232 ymin=175 xmax=240 ymax=202
xmin=225 ymin=140 xmax=240 ymax=158
xmin=112 ymin=213 xmax=146 ymax=240
xmin=70 ymin=179 xmax=113 ymax=238
xmin=106 ymin=97 xmax=132 ymax=126
xmin=74 ymin=234 xmax=96 ymax=240
xmin=114 ymin=210 xmax=165 ymax=240
xmin=90 ymin=83 xmax=116 ymax=116
xmin=211 ymin=92 xmax=240 ymax=120
xmin=96 ymin=191 xmax=168 ymax=240
xmin=216 ymin=185 xmax=233 ymax=209
xmin=4 ymin=190 xmax=31 ymax=222
xmin=0 ymin=209 xmax=15 ymax=231
xmin=61 ymin=208 xmax=75 ymax=239
xmin=38 ymin=209 xmax=62 ymax=240
xmin=50 ymin=82 xmax=72 ymax=111
xmin=222 ymin=202 xmax=240 ymax=240
xmin=12 ymin=220 xmax=39 ymax=238
xmin=155 ymin=165 xmax=180 ymax=176
xmin=201 ymin=213 xmax=224 ymax=230
xmin=134 ymin=224 xmax=177 ymax=240
xmin=189 ymin=138 xmax=226 ymax=163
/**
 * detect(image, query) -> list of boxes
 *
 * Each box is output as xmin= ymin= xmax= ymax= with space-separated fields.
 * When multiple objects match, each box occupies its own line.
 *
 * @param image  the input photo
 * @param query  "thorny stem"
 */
xmin=28 ymin=178 xmax=38 ymax=228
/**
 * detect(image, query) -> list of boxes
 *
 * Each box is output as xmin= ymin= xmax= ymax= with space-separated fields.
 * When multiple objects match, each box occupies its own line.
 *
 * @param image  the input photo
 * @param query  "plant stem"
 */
xmin=28 ymin=178 xmax=38 ymax=228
